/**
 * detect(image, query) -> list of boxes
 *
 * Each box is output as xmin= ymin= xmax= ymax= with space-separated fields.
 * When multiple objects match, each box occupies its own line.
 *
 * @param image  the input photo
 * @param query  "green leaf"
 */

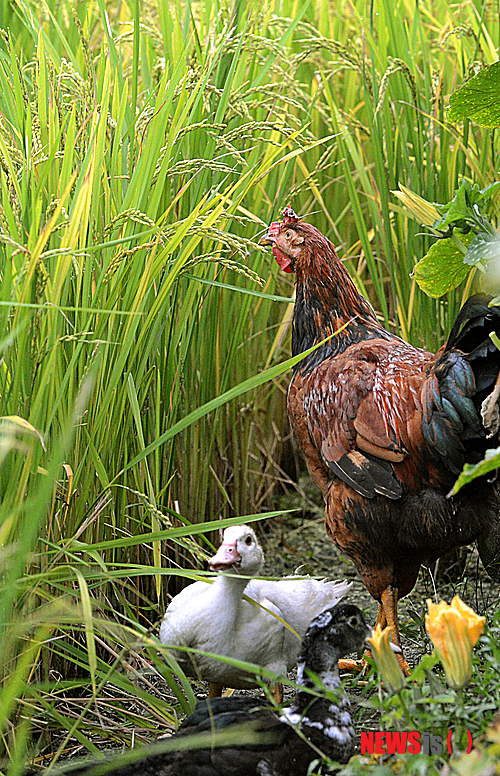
xmin=449 ymin=446 xmax=500 ymax=495
xmin=435 ymin=181 xmax=475 ymax=228
xmin=185 ymin=274 xmax=293 ymax=303
xmin=464 ymin=231 xmax=500 ymax=268
xmin=448 ymin=61 xmax=500 ymax=128
xmin=409 ymin=653 xmax=440 ymax=683
xmin=412 ymin=235 xmax=473 ymax=297
xmin=432 ymin=179 xmax=500 ymax=234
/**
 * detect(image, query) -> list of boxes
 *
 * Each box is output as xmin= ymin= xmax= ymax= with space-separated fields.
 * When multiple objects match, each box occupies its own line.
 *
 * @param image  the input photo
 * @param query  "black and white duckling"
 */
xmin=159 ymin=524 xmax=351 ymax=697
xmin=29 ymin=604 xmax=372 ymax=776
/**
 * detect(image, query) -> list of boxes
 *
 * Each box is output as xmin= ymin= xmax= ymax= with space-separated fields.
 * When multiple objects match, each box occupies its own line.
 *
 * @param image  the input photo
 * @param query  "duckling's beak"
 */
xmin=209 ymin=541 xmax=242 ymax=572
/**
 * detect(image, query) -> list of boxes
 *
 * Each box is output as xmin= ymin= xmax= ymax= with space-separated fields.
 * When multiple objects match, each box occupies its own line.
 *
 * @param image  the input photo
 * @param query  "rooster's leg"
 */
xmin=375 ymin=602 xmax=387 ymax=629
xmin=270 ymin=682 xmax=284 ymax=704
xmin=358 ymin=600 xmax=388 ymax=669
xmin=380 ymin=586 xmax=401 ymax=646
xmin=208 ymin=682 xmax=224 ymax=698
xmin=338 ymin=657 xmax=366 ymax=672
xmin=379 ymin=585 xmax=411 ymax=676
xmin=361 ymin=600 xmax=387 ymax=665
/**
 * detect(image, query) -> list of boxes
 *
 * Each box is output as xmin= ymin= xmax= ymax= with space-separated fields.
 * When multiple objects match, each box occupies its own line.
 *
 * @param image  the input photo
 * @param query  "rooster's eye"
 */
xmin=285 ymin=230 xmax=292 ymax=238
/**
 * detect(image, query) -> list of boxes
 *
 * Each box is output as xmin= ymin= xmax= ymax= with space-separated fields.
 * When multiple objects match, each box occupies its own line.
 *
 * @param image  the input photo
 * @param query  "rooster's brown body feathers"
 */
xmin=262 ymin=209 xmax=500 ymax=661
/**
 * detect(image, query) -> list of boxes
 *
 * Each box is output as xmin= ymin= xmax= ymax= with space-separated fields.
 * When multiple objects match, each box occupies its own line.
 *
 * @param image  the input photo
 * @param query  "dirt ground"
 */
xmin=258 ymin=508 xmax=500 ymax=671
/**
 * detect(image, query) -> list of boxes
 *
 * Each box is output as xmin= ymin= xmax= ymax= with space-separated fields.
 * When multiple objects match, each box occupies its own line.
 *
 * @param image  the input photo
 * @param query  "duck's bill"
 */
xmin=209 ymin=542 xmax=242 ymax=572
xmin=209 ymin=561 xmax=240 ymax=571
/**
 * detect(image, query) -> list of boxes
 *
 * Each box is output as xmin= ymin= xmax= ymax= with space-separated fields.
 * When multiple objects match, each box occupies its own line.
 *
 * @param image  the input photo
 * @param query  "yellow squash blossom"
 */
xmin=425 ymin=596 xmax=485 ymax=690
xmin=367 ymin=624 xmax=405 ymax=694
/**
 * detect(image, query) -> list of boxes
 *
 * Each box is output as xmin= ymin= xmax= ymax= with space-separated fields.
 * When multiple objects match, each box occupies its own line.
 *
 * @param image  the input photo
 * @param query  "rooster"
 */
xmin=261 ymin=207 xmax=500 ymax=671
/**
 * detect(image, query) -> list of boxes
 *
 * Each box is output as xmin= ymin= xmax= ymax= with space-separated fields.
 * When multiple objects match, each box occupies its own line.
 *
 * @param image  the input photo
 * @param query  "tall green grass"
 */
xmin=0 ymin=0 xmax=498 ymax=769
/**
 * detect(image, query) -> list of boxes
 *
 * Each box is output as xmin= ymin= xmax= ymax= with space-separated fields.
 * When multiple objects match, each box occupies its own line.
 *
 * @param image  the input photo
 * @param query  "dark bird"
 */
xmin=260 ymin=207 xmax=500 ymax=672
xmin=26 ymin=605 xmax=372 ymax=776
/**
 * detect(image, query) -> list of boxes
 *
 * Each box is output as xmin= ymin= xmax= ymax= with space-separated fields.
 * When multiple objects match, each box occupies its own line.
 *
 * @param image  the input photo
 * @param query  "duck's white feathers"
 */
xmin=159 ymin=574 xmax=288 ymax=687
xmin=159 ymin=525 xmax=351 ymax=688
xmin=248 ymin=576 xmax=352 ymax=642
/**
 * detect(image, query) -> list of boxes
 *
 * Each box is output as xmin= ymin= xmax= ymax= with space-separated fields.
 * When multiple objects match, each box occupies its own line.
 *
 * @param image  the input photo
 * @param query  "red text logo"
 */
xmin=360 ymin=730 xmax=473 ymax=756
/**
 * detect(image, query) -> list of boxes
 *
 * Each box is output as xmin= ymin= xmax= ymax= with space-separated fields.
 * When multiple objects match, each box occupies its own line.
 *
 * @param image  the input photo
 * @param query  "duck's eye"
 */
xmin=245 ymin=535 xmax=253 ymax=545
xmin=285 ymin=230 xmax=292 ymax=239
xmin=348 ymin=616 xmax=359 ymax=628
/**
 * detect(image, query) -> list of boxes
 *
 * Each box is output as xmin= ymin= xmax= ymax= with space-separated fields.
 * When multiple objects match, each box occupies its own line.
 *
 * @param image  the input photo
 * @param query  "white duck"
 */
xmin=159 ymin=524 xmax=351 ymax=699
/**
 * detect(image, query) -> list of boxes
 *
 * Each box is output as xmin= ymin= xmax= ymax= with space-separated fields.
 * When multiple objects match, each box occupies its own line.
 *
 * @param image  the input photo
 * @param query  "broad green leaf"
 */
xmin=464 ymin=231 xmax=500 ymax=268
xmin=412 ymin=234 xmax=474 ymax=297
xmin=73 ymin=511 xmax=296 ymax=553
xmin=448 ymin=62 xmax=500 ymax=128
xmin=432 ymin=179 xmax=500 ymax=233
xmin=450 ymin=447 xmax=500 ymax=495
xmin=185 ymin=274 xmax=293 ymax=303
xmin=73 ymin=568 xmax=97 ymax=695
xmin=435 ymin=181 xmax=477 ymax=229
xmin=117 ymin=331 xmax=338 ymax=480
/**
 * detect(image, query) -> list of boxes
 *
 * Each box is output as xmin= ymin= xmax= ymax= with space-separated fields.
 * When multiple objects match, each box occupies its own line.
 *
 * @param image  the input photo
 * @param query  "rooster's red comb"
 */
xmin=265 ymin=207 xmax=300 ymax=239
xmin=282 ymin=206 xmax=299 ymax=224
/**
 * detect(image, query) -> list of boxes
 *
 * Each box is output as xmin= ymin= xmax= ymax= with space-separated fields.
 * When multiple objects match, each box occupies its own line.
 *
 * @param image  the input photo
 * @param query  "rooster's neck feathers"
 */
xmin=291 ymin=226 xmax=391 ymax=372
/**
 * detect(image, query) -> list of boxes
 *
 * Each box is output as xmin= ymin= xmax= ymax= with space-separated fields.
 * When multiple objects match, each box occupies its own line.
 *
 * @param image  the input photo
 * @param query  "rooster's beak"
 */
xmin=259 ymin=221 xmax=280 ymax=246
